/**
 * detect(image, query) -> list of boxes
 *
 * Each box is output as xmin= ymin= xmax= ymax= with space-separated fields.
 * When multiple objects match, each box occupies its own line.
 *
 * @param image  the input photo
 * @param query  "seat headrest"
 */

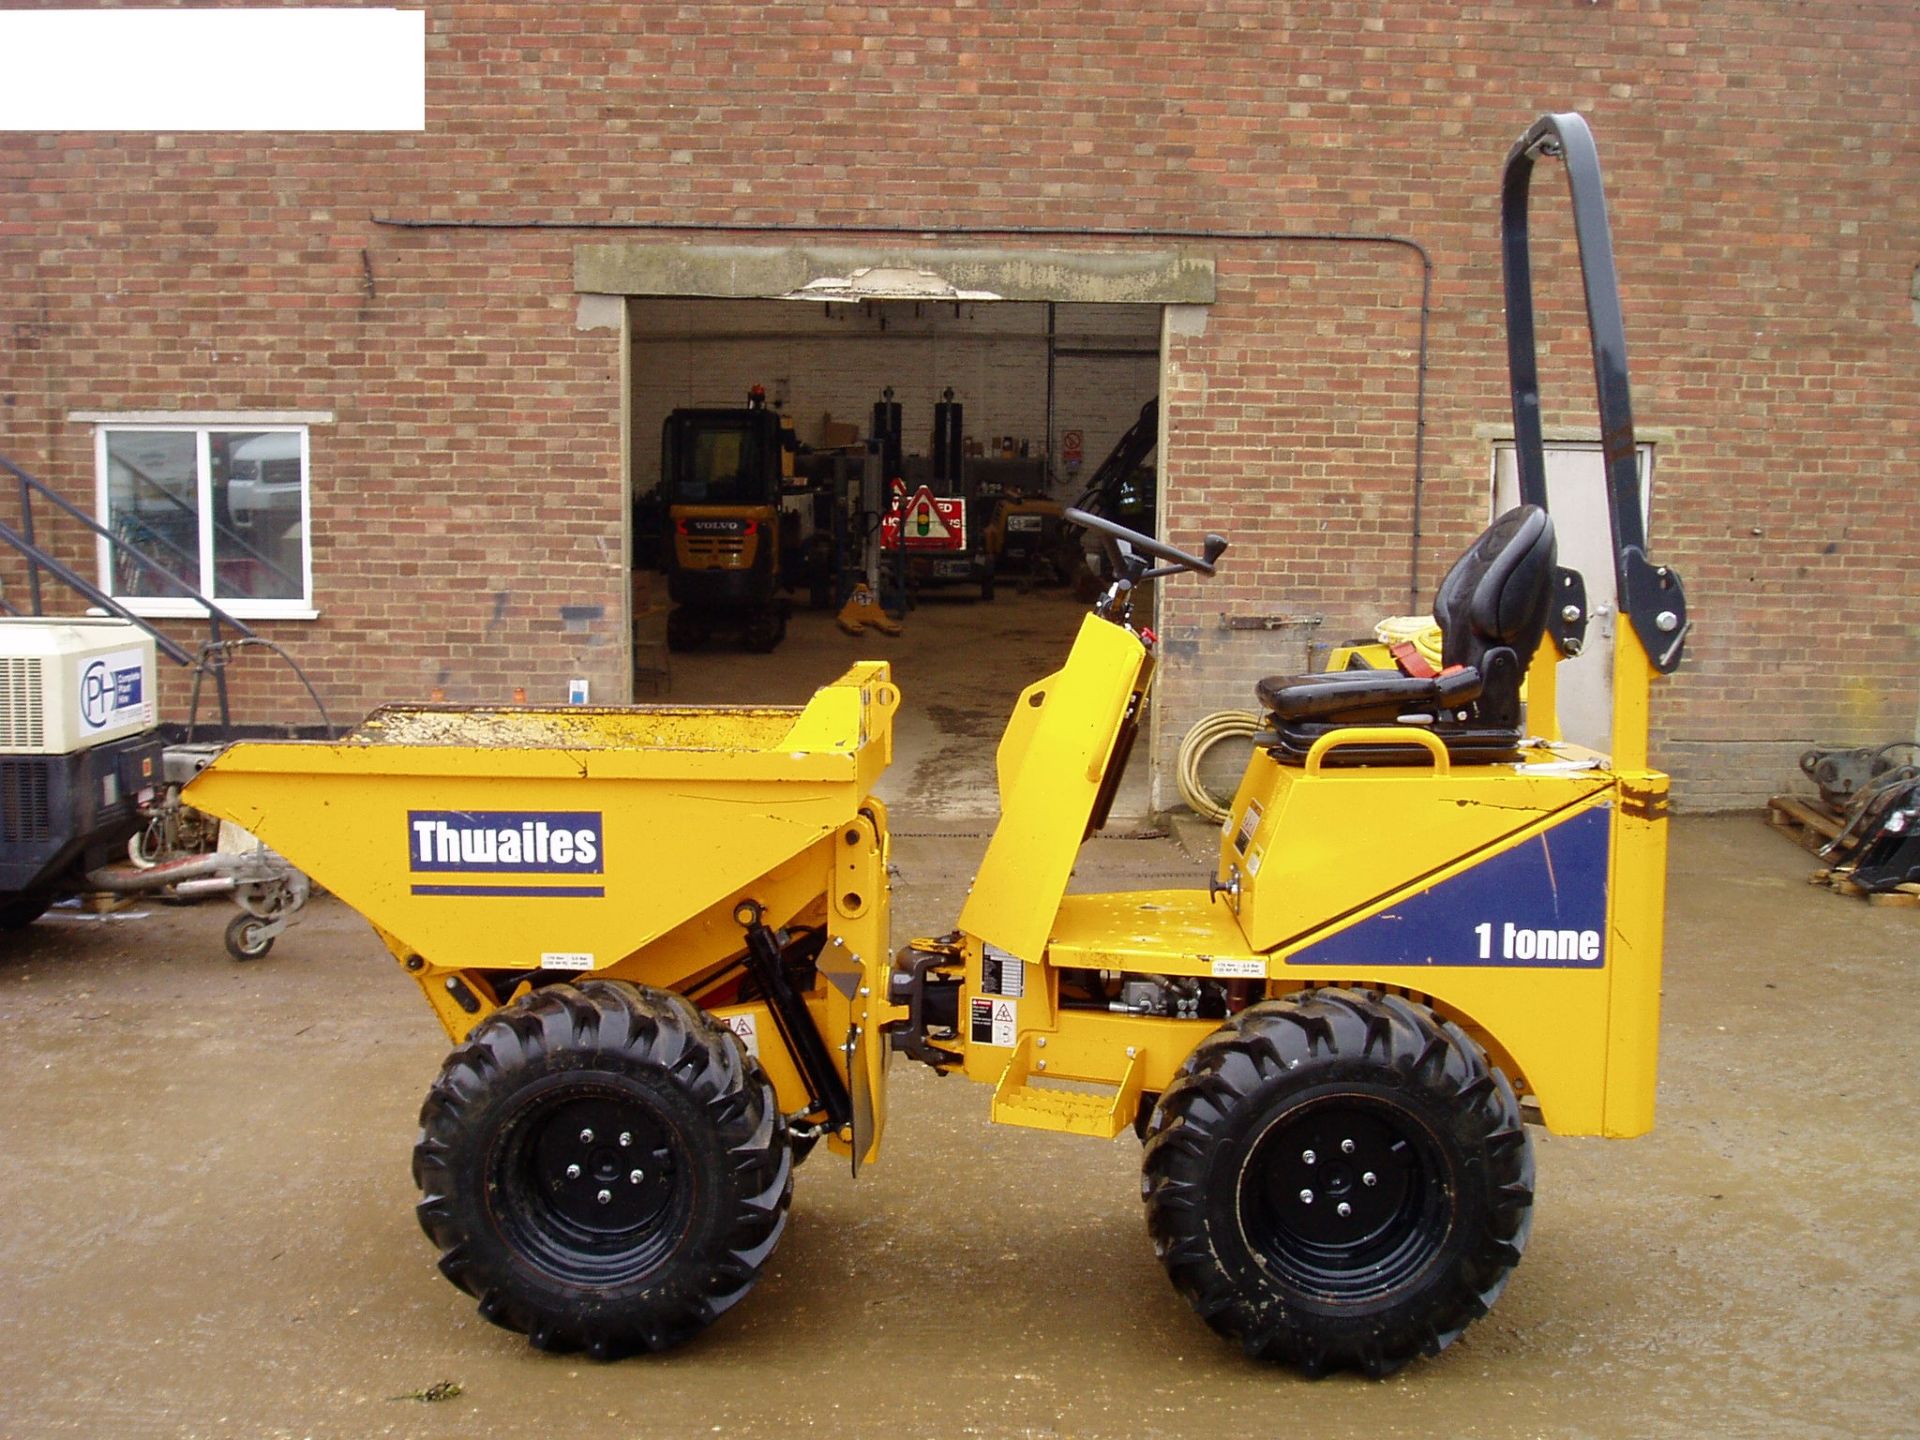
xmin=1434 ymin=505 xmax=1557 ymax=669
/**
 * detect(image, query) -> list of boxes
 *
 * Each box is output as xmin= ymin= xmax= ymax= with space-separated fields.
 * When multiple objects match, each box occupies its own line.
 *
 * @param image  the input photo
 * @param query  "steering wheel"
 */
xmin=1063 ymin=507 xmax=1227 ymax=577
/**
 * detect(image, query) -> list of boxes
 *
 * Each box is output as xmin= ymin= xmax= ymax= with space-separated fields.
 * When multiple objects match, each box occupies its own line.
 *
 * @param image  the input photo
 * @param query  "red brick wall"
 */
xmin=3 ymin=0 xmax=1915 ymax=808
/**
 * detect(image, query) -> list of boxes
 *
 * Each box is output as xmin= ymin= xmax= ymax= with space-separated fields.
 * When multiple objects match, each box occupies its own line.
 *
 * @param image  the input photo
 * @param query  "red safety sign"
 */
xmin=1062 ymin=429 xmax=1084 ymax=464
xmin=881 ymin=482 xmax=967 ymax=551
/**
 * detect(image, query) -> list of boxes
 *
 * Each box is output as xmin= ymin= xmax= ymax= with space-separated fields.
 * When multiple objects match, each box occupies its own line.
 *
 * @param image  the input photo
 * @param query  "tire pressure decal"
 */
xmin=1285 ymin=806 xmax=1611 ymax=970
xmin=1211 ymin=958 xmax=1266 ymax=979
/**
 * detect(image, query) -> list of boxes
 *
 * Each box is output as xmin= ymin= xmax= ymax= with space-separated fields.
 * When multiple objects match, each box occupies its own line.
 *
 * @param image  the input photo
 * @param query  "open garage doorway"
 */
xmin=626 ymin=295 xmax=1164 ymax=825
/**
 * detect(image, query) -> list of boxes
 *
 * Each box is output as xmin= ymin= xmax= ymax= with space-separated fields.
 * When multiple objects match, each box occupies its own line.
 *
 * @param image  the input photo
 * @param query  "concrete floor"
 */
xmin=1 ymin=813 xmax=1916 ymax=1438
xmin=5 ymin=604 xmax=1916 ymax=1435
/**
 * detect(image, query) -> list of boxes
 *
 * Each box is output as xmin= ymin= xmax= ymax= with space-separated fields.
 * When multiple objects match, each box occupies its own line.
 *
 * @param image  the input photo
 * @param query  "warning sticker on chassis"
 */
xmin=721 ymin=1013 xmax=760 ymax=1059
xmin=969 ymin=996 xmax=1018 ymax=1047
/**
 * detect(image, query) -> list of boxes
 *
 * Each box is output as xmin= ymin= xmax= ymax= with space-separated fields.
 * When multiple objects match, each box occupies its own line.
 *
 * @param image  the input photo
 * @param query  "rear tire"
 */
xmin=1142 ymin=989 xmax=1533 ymax=1378
xmin=413 ymin=980 xmax=791 ymax=1357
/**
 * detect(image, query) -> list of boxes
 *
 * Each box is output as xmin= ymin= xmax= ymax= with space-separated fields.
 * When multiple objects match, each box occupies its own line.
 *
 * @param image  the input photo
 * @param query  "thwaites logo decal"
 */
xmin=407 ymin=810 xmax=605 ymax=897
xmin=1286 ymin=805 xmax=1611 ymax=970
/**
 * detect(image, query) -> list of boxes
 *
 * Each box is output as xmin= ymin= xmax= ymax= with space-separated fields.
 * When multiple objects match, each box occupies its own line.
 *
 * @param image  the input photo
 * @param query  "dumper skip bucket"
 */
xmin=183 ymin=663 xmax=897 ymax=976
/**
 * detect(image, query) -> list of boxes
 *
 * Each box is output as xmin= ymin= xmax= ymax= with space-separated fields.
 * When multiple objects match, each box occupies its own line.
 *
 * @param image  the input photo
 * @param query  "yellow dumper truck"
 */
xmin=184 ymin=115 xmax=1687 ymax=1376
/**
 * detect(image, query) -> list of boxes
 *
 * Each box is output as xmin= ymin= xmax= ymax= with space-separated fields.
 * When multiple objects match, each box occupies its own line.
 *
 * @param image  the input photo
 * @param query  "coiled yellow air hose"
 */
xmin=1372 ymin=615 xmax=1444 ymax=670
xmin=1177 ymin=710 xmax=1265 ymax=823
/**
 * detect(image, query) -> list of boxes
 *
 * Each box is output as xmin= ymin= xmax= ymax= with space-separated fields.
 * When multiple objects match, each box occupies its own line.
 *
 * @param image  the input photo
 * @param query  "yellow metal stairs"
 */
xmin=990 ymin=1038 xmax=1144 ymax=1139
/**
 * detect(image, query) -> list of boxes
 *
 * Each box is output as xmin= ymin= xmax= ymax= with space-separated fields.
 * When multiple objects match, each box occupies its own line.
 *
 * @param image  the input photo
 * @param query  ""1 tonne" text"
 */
xmin=1473 ymin=921 xmax=1602 ymax=963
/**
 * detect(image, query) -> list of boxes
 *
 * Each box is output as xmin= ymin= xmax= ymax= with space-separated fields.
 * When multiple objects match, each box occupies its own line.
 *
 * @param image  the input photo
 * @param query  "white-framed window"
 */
xmin=92 ymin=421 xmax=315 ymax=619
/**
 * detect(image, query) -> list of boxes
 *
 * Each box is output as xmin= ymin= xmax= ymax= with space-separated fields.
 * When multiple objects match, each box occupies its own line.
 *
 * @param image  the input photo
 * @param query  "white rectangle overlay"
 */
xmin=0 ymin=9 xmax=426 ymax=132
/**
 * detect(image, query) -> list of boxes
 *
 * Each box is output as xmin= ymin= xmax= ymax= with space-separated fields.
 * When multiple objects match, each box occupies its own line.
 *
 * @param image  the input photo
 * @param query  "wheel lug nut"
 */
xmin=1363 ymin=1171 xmax=1378 ymax=1187
xmin=630 ymin=1169 xmax=644 ymax=1184
xmin=580 ymin=1128 xmax=594 ymax=1144
xmin=565 ymin=1164 xmax=581 ymax=1180
xmin=1341 ymin=1138 xmax=1355 ymax=1154
xmin=596 ymin=1189 xmax=612 ymax=1205
xmin=1302 ymin=1149 xmax=1316 ymax=1165
xmin=619 ymin=1132 xmax=633 ymax=1147
xmin=1298 ymin=1189 xmax=1314 ymax=1205
xmin=1337 ymin=1202 xmax=1352 ymax=1218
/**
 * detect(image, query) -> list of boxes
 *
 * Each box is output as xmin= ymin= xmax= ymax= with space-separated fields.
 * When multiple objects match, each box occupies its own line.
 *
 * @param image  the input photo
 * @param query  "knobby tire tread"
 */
xmin=1141 ymin=988 xmax=1534 ymax=1378
xmin=412 ymin=979 xmax=792 ymax=1358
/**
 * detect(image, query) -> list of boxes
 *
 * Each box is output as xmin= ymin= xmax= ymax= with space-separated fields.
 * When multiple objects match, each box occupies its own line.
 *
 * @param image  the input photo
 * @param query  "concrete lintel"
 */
xmin=1473 ymin=422 xmax=1678 ymax=445
xmin=574 ymin=242 xmax=1215 ymax=305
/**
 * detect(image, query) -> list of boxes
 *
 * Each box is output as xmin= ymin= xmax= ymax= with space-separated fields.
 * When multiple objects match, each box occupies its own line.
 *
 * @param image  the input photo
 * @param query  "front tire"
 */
xmin=1142 ymin=989 xmax=1533 ymax=1378
xmin=413 ymin=980 xmax=791 ymax=1357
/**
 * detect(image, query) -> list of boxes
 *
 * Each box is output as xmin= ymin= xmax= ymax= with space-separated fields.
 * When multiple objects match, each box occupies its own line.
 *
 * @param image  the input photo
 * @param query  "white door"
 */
xmin=1491 ymin=441 xmax=1653 ymax=754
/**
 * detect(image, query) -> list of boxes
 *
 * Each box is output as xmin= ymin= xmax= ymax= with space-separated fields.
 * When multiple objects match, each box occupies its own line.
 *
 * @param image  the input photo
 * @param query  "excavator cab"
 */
xmin=662 ymin=387 xmax=792 ymax=651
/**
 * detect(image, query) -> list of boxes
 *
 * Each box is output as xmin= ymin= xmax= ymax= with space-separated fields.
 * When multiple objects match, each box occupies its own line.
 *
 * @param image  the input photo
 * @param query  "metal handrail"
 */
xmin=0 ymin=451 xmax=261 ymax=724
xmin=0 ymin=514 xmax=197 ymax=665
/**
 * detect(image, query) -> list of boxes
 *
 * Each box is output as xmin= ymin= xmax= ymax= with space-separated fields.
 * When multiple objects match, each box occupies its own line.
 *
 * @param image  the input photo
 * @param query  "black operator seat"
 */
xmin=1257 ymin=505 xmax=1558 ymax=766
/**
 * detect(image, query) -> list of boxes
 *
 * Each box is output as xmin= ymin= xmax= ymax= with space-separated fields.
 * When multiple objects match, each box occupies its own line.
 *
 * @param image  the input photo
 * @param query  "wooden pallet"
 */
xmin=1773 ymin=793 xmax=1920 ymax=906
xmin=1766 ymin=794 xmax=1844 ymax=854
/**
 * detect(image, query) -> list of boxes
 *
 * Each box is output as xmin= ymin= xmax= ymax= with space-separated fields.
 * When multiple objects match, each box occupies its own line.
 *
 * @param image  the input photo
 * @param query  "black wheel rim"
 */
xmin=492 ymin=1084 xmax=690 ymax=1286
xmin=1236 ymin=1095 xmax=1451 ymax=1301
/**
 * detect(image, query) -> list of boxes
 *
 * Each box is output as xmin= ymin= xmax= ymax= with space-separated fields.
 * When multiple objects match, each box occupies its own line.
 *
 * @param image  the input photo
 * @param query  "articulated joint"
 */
xmin=886 ymin=939 xmax=964 ymax=1071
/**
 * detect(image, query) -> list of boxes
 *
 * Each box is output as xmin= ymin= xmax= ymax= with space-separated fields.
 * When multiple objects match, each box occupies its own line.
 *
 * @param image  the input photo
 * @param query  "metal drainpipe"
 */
xmin=372 ymin=214 xmax=1435 ymax=607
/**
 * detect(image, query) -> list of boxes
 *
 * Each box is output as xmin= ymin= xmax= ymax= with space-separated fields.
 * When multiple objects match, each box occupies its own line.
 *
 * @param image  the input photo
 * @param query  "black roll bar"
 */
xmin=1502 ymin=112 xmax=1689 ymax=673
